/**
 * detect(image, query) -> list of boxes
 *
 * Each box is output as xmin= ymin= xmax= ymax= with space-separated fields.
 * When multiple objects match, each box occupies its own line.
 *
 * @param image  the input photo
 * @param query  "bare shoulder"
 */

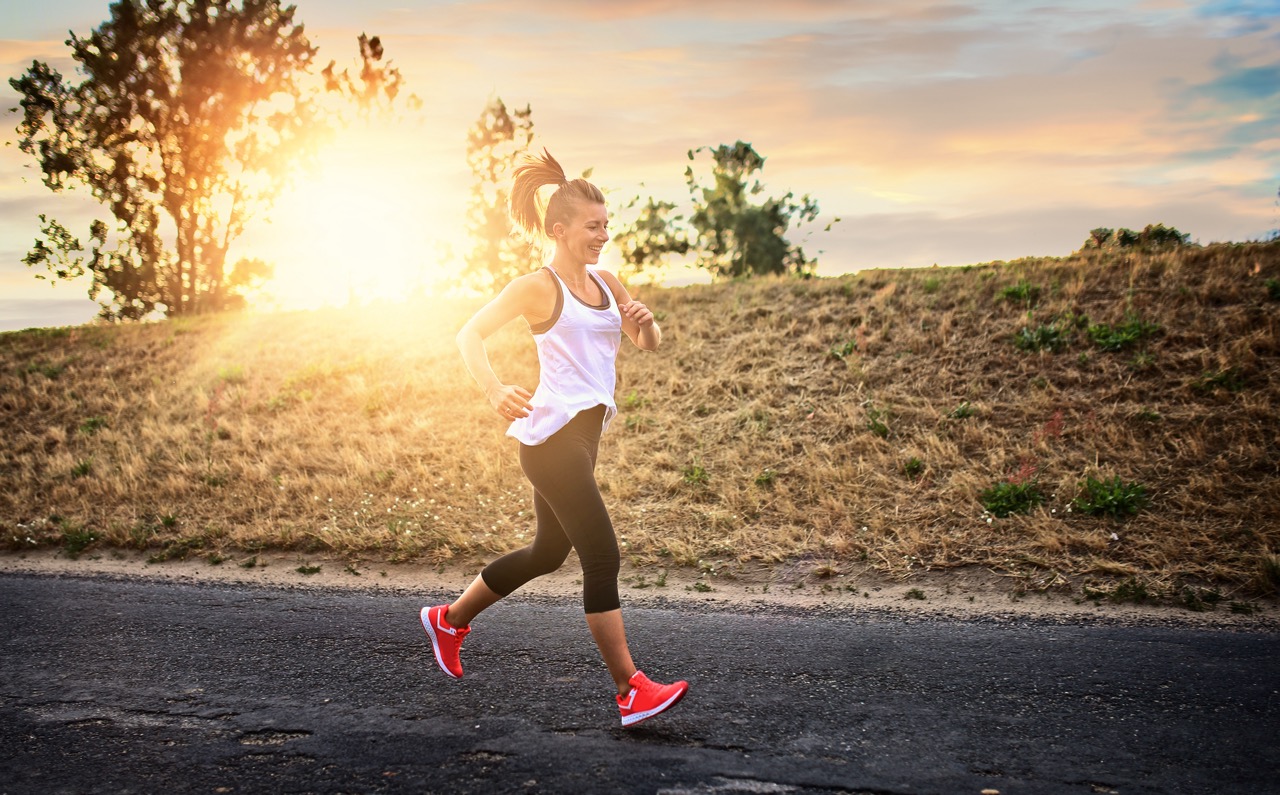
xmin=505 ymin=268 xmax=558 ymax=324
xmin=502 ymin=268 xmax=555 ymax=303
xmin=594 ymin=270 xmax=632 ymax=304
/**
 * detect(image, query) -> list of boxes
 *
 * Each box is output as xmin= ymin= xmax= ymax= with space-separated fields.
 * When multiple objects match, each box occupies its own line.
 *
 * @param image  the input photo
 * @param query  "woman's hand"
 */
xmin=620 ymin=300 xmax=654 ymax=328
xmin=487 ymin=383 xmax=533 ymax=422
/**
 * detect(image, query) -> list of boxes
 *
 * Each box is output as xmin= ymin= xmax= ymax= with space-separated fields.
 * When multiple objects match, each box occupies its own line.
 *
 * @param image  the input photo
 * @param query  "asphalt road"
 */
xmin=0 ymin=572 xmax=1276 ymax=795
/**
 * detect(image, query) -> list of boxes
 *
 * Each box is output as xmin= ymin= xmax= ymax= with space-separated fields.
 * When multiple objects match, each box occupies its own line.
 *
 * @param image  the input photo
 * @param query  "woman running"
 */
xmin=420 ymin=149 xmax=688 ymax=727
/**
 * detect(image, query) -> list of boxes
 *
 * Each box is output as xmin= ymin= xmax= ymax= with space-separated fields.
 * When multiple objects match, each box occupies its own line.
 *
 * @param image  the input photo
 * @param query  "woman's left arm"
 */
xmin=599 ymin=271 xmax=660 ymax=352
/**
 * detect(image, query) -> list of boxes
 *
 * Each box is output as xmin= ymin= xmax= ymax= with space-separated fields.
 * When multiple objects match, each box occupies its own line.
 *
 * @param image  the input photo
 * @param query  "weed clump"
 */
xmin=1013 ymin=323 xmax=1065 ymax=353
xmin=1073 ymin=476 xmax=1149 ymax=518
xmin=980 ymin=481 xmax=1044 ymax=517
xmin=1087 ymin=315 xmax=1161 ymax=351
xmin=998 ymin=280 xmax=1041 ymax=307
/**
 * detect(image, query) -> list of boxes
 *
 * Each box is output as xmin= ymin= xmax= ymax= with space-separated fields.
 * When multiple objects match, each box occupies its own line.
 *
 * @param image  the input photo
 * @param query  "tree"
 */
xmin=609 ymin=194 xmax=690 ymax=281
xmin=319 ymin=32 xmax=420 ymax=117
xmin=684 ymin=141 xmax=821 ymax=279
xmin=11 ymin=0 xmax=320 ymax=320
xmin=462 ymin=97 xmax=536 ymax=292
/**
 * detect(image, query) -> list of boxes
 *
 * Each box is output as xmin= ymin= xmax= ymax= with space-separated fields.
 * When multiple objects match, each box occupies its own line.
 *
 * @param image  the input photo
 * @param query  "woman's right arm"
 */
xmin=455 ymin=276 xmax=539 ymax=420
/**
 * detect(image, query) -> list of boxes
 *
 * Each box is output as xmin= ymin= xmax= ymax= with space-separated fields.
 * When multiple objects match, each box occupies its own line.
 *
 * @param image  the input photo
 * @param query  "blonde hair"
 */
xmin=510 ymin=148 xmax=605 ymax=238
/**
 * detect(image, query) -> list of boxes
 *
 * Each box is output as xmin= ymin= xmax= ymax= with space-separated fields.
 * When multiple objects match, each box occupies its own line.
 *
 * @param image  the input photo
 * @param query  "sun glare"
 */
xmin=257 ymin=126 xmax=465 ymax=312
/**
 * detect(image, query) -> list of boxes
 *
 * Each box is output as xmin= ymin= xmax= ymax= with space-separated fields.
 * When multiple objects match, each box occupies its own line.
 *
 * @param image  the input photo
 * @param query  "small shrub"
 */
xmin=1179 ymin=586 xmax=1222 ymax=612
xmin=1013 ymin=324 xmax=1065 ymax=353
xmin=147 ymin=537 xmax=206 ymax=563
xmin=1192 ymin=368 xmax=1245 ymax=393
xmin=79 ymin=417 xmax=108 ymax=435
xmin=1129 ymin=351 xmax=1155 ymax=371
xmin=829 ymin=340 xmax=858 ymax=360
xmin=621 ymin=389 xmax=648 ymax=411
xmin=998 ymin=280 xmax=1041 ymax=306
xmin=1256 ymin=553 xmax=1280 ymax=595
xmin=682 ymin=463 xmax=709 ymax=486
xmin=904 ymin=588 xmax=926 ymax=600
xmin=24 ymin=360 xmax=67 ymax=379
xmin=217 ymin=365 xmax=247 ymax=385
xmin=903 ymin=457 xmax=925 ymax=479
xmin=1087 ymin=315 xmax=1161 ymax=351
xmin=1109 ymin=579 xmax=1151 ymax=604
xmin=624 ymin=415 xmax=652 ymax=431
xmin=1266 ymin=278 xmax=1280 ymax=301
xmin=865 ymin=407 xmax=889 ymax=438
xmin=296 ymin=564 xmax=322 ymax=575
xmin=980 ymin=481 xmax=1044 ymax=517
xmin=60 ymin=522 xmax=98 ymax=558
xmin=1073 ymin=476 xmax=1148 ymax=518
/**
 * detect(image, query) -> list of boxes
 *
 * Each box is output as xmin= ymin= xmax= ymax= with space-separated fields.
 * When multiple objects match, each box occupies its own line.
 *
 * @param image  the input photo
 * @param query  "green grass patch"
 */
xmin=865 ymin=406 xmax=890 ymax=438
xmin=980 ymin=480 xmax=1044 ymax=517
xmin=1192 ymin=368 xmax=1245 ymax=393
xmin=682 ymin=463 xmax=710 ymax=486
xmin=1013 ymin=323 xmax=1065 ymax=353
xmin=1087 ymin=315 xmax=1161 ymax=351
xmin=1073 ymin=476 xmax=1149 ymax=518
xmin=79 ymin=416 xmax=108 ymax=435
xmin=59 ymin=521 xmax=98 ymax=559
xmin=998 ymin=280 xmax=1041 ymax=307
xmin=620 ymin=389 xmax=648 ymax=411
xmin=828 ymin=339 xmax=858 ymax=360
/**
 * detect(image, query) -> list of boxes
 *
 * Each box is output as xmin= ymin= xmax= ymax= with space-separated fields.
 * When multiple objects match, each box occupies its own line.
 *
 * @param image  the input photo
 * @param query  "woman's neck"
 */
xmin=550 ymin=252 xmax=589 ymax=282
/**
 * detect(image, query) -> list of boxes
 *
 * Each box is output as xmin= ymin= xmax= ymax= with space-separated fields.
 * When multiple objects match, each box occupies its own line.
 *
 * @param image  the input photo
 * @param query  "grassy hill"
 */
xmin=3 ymin=242 xmax=1278 ymax=606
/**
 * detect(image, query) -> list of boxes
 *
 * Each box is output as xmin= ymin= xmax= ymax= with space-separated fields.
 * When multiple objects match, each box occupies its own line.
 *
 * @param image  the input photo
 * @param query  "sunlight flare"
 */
xmin=260 ymin=125 xmax=464 ymax=311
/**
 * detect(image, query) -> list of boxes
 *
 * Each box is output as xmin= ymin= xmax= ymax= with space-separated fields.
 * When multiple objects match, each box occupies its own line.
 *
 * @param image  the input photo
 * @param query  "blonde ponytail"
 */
xmin=510 ymin=148 xmax=605 ymax=238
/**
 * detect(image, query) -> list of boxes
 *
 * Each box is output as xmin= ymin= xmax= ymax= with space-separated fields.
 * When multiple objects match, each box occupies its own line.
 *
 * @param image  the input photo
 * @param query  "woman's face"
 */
xmin=554 ymin=201 xmax=609 ymax=265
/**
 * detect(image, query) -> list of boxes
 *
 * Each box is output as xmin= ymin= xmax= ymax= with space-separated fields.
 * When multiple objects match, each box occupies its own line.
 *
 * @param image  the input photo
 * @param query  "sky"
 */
xmin=1 ymin=0 xmax=1277 ymax=329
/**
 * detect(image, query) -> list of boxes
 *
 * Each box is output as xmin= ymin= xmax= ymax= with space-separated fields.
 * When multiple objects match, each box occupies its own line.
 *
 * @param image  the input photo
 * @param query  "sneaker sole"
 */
xmin=420 ymin=606 xmax=461 ymax=680
xmin=621 ymin=683 xmax=688 ymax=727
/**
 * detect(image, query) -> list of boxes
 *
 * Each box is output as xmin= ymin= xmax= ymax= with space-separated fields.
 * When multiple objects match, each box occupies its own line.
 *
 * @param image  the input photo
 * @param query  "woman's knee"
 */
xmin=579 ymin=543 xmax=620 ymax=584
xmin=528 ymin=544 xmax=572 ymax=577
xmin=581 ymin=552 xmax=621 ymax=614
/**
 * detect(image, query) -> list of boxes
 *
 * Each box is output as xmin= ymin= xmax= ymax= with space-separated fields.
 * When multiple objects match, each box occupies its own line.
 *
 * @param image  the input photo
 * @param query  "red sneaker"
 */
xmin=420 ymin=605 xmax=470 ymax=679
xmin=617 ymin=670 xmax=689 ymax=727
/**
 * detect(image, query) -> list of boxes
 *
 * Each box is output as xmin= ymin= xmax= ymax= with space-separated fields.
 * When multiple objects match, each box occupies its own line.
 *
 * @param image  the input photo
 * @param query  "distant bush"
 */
xmin=1080 ymin=223 xmax=1191 ymax=253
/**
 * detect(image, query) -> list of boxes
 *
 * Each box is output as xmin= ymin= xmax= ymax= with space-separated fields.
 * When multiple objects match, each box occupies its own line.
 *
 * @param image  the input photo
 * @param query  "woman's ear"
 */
xmin=550 ymin=222 xmax=565 ymax=239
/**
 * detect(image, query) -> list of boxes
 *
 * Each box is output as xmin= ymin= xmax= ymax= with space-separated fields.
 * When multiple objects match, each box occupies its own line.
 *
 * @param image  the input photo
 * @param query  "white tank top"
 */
xmin=506 ymin=267 xmax=622 ymax=446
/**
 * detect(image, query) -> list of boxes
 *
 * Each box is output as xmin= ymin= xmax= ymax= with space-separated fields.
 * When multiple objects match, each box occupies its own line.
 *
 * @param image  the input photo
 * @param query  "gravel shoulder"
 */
xmin=4 ymin=547 xmax=1276 ymax=629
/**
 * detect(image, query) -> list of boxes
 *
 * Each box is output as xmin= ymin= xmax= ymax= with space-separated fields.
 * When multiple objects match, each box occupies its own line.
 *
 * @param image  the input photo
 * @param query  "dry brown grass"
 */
xmin=3 ymin=242 xmax=1278 ymax=601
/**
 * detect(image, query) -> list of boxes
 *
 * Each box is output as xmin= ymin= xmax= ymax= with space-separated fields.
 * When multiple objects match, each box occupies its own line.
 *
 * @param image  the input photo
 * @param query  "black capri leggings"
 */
xmin=480 ymin=405 xmax=621 ymax=614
